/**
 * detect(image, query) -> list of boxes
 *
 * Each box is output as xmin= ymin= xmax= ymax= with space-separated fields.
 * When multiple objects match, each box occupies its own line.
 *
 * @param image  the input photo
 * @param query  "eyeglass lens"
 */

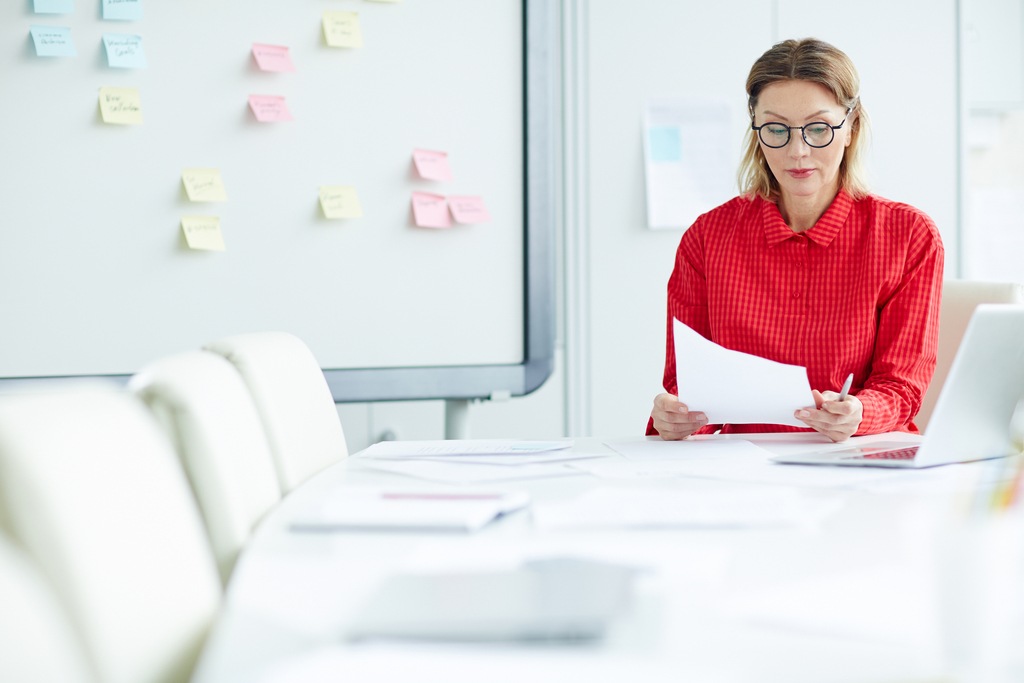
xmin=758 ymin=122 xmax=835 ymax=148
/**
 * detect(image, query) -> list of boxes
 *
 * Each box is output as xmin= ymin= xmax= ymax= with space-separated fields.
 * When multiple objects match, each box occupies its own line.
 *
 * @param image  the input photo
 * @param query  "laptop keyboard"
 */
xmin=858 ymin=446 xmax=920 ymax=460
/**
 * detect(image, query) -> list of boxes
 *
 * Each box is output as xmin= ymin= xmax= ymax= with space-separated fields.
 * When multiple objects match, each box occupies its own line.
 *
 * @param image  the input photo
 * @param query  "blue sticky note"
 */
xmin=102 ymin=0 xmax=143 ymax=21
xmin=30 ymin=25 xmax=77 ymax=57
xmin=33 ymin=0 xmax=74 ymax=14
xmin=648 ymin=126 xmax=683 ymax=163
xmin=103 ymin=33 xmax=147 ymax=68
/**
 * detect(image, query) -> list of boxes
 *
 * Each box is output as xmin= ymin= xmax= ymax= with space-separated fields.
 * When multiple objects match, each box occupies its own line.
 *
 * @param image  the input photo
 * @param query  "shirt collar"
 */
xmin=762 ymin=189 xmax=854 ymax=247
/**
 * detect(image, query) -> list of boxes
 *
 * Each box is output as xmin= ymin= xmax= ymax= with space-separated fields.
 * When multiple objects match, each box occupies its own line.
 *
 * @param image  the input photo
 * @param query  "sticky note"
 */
xmin=102 ymin=34 xmax=146 ymax=69
xmin=252 ymin=43 xmax=295 ymax=72
xmin=182 ymin=169 xmax=227 ymax=202
xmin=411 ymin=192 xmax=451 ymax=229
xmin=181 ymin=216 xmax=225 ymax=251
xmin=323 ymin=11 xmax=364 ymax=48
xmin=102 ymin=0 xmax=143 ymax=21
xmin=248 ymin=95 xmax=293 ymax=123
xmin=412 ymin=149 xmax=453 ymax=182
xmin=319 ymin=186 xmax=363 ymax=219
xmin=448 ymin=196 xmax=491 ymax=224
xmin=33 ymin=0 xmax=73 ymax=14
xmin=98 ymin=87 xmax=142 ymax=125
xmin=648 ymin=126 xmax=683 ymax=163
xmin=30 ymin=26 xmax=76 ymax=57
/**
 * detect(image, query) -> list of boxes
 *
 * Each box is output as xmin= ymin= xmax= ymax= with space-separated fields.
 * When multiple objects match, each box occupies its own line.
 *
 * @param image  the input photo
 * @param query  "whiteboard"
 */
xmin=0 ymin=0 xmax=556 ymax=401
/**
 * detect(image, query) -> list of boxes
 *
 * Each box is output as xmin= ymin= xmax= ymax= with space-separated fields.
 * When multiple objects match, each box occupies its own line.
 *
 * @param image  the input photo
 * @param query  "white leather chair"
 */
xmin=130 ymin=350 xmax=281 ymax=584
xmin=916 ymin=280 xmax=1024 ymax=432
xmin=0 ymin=385 xmax=221 ymax=683
xmin=0 ymin=535 xmax=94 ymax=683
xmin=204 ymin=332 xmax=348 ymax=494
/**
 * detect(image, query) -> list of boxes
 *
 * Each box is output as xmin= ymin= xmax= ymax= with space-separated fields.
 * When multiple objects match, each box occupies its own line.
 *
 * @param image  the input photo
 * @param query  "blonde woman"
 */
xmin=649 ymin=38 xmax=943 ymax=442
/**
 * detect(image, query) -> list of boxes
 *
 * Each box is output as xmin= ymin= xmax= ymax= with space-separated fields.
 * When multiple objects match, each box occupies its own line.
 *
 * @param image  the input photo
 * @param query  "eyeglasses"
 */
xmin=751 ymin=109 xmax=852 ymax=149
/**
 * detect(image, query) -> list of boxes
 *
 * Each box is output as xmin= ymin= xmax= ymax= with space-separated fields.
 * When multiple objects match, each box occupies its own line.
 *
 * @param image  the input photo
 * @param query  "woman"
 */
xmin=648 ymin=38 xmax=944 ymax=442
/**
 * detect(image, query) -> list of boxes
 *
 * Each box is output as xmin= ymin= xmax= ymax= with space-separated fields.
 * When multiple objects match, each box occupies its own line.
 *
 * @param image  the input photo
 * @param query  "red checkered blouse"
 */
xmin=646 ymin=189 xmax=944 ymax=437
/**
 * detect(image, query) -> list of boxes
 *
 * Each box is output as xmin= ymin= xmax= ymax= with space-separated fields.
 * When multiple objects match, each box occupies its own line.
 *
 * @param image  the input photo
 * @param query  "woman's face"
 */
xmin=752 ymin=79 xmax=852 ymax=207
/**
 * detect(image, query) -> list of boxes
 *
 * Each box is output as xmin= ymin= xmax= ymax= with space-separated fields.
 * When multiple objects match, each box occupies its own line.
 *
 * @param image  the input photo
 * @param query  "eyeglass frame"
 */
xmin=750 ymin=107 xmax=853 ymax=149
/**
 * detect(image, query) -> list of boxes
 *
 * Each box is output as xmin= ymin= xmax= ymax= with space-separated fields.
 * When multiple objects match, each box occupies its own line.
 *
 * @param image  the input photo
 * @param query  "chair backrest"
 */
xmin=0 ymin=534 xmax=94 ymax=683
xmin=917 ymin=280 xmax=1024 ymax=432
xmin=204 ymin=332 xmax=348 ymax=494
xmin=130 ymin=350 xmax=282 ymax=584
xmin=0 ymin=385 xmax=221 ymax=683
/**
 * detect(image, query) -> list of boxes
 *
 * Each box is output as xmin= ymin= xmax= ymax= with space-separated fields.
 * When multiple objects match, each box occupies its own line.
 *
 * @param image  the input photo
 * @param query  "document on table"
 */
xmin=359 ymin=439 xmax=573 ymax=458
xmin=673 ymin=319 xmax=811 ymax=426
xmin=291 ymin=488 xmax=530 ymax=532
xmin=356 ymin=459 xmax=589 ymax=485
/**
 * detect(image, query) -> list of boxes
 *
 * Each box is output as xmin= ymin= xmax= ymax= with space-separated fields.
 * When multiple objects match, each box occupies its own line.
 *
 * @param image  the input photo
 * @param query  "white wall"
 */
xmin=341 ymin=0 xmax=962 ymax=450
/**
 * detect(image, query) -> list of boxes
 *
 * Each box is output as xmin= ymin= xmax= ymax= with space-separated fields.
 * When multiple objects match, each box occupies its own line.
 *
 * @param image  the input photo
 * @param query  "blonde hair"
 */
xmin=738 ymin=38 xmax=870 ymax=200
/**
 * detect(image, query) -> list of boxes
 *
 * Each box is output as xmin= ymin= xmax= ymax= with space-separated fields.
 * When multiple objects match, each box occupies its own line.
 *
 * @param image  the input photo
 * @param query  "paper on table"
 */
xmin=674 ymin=318 xmax=811 ymax=426
xmin=359 ymin=439 xmax=573 ymax=458
xmin=357 ymin=459 xmax=585 ymax=485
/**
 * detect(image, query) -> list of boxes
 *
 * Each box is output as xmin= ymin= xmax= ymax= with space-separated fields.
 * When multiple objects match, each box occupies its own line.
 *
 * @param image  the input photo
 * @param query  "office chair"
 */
xmin=0 ymin=385 xmax=221 ymax=683
xmin=204 ymin=332 xmax=348 ymax=495
xmin=130 ymin=350 xmax=281 ymax=584
xmin=916 ymin=279 xmax=1024 ymax=432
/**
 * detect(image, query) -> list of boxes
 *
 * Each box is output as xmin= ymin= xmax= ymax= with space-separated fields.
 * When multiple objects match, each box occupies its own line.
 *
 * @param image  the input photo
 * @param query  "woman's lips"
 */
xmin=787 ymin=168 xmax=814 ymax=179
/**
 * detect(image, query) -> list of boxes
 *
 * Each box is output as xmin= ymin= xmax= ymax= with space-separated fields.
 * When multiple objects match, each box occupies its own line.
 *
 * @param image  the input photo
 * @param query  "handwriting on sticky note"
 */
xmin=448 ymin=196 xmax=490 ymax=224
xmin=411 ymin=192 xmax=451 ymax=229
xmin=322 ymin=11 xmax=364 ymax=48
xmin=181 ymin=169 xmax=227 ymax=202
xmin=181 ymin=216 xmax=225 ymax=251
xmin=319 ymin=186 xmax=363 ymax=219
xmin=30 ymin=26 xmax=76 ymax=57
xmin=98 ymin=87 xmax=142 ymax=125
xmin=102 ymin=0 xmax=142 ymax=21
xmin=102 ymin=34 xmax=146 ymax=69
xmin=33 ymin=0 xmax=73 ymax=14
xmin=252 ymin=43 xmax=295 ymax=72
xmin=248 ymin=95 xmax=292 ymax=122
xmin=412 ymin=149 xmax=453 ymax=182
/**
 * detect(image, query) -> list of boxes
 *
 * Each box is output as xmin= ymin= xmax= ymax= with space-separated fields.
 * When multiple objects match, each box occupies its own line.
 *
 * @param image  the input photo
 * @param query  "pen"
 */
xmin=838 ymin=373 xmax=854 ymax=402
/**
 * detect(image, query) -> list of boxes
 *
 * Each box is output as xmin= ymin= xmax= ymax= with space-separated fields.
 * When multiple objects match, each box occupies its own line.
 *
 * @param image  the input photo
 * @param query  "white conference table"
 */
xmin=192 ymin=433 xmax=1015 ymax=683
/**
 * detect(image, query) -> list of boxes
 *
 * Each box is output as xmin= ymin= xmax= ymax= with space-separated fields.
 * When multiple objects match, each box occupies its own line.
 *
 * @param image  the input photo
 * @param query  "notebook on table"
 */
xmin=772 ymin=304 xmax=1024 ymax=469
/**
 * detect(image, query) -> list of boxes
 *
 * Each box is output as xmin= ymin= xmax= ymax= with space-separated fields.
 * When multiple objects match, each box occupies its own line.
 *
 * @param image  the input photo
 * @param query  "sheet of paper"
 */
xmin=532 ymin=486 xmax=840 ymax=530
xmin=248 ymin=95 xmax=293 ymax=122
xmin=674 ymin=318 xmax=811 ymax=426
xmin=34 ymin=0 xmax=73 ymax=14
xmin=357 ymin=459 xmax=585 ymax=485
xmin=180 ymin=216 xmax=225 ymax=251
xmin=102 ymin=0 xmax=142 ymax=21
xmin=412 ymin=149 xmax=454 ymax=181
xmin=644 ymin=99 xmax=734 ymax=230
xmin=30 ymin=26 xmax=76 ymax=57
xmin=360 ymin=439 xmax=573 ymax=458
xmin=411 ymin=192 xmax=451 ymax=228
xmin=102 ymin=34 xmax=146 ymax=68
xmin=448 ymin=195 xmax=490 ymax=224
xmin=252 ymin=43 xmax=295 ymax=72
xmin=322 ymin=11 xmax=364 ymax=48
xmin=318 ymin=186 xmax=363 ymax=219
xmin=409 ymin=452 xmax=604 ymax=467
xmin=181 ymin=168 xmax=227 ymax=202
xmin=98 ymin=86 xmax=142 ymax=125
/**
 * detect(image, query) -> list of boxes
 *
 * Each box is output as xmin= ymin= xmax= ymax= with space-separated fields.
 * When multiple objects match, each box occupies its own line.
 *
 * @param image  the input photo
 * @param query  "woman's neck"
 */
xmin=778 ymin=188 xmax=840 ymax=233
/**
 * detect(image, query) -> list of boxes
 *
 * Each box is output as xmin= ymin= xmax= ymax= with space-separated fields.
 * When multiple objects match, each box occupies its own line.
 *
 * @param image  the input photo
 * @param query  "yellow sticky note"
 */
xmin=181 ymin=168 xmax=227 ymax=202
xmin=319 ymin=186 xmax=363 ymax=219
xmin=98 ymin=86 xmax=142 ymax=125
xmin=323 ymin=11 xmax=363 ymax=48
xmin=181 ymin=216 xmax=225 ymax=251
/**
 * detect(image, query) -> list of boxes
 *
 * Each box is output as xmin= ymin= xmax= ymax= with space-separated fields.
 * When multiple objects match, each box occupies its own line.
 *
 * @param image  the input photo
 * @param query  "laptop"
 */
xmin=772 ymin=304 xmax=1024 ymax=468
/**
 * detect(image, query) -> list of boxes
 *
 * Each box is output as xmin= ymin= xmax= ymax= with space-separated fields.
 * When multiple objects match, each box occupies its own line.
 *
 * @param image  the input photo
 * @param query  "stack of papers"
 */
xmin=291 ymin=488 xmax=530 ymax=533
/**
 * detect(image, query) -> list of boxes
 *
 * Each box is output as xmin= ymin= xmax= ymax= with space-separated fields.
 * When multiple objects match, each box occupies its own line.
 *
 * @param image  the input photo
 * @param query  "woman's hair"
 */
xmin=738 ymin=38 xmax=870 ymax=200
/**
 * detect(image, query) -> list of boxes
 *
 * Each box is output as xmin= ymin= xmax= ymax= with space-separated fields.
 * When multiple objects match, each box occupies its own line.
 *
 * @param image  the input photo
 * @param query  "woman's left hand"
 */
xmin=795 ymin=390 xmax=863 ymax=442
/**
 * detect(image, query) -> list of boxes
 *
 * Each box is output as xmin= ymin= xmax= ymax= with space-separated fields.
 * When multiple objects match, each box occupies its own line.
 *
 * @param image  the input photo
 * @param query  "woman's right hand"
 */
xmin=651 ymin=393 xmax=708 ymax=440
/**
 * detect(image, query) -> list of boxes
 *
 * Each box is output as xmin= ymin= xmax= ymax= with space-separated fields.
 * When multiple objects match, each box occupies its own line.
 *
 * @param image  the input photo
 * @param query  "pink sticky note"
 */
xmin=248 ymin=95 xmax=293 ymax=122
xmin=448 ymin=195 xmax=491 ymax=224
xmin=252 ymin=43 xmax=295 ymax=72
xmin=412 ymin=148 xmax=453 ymax=181
xmin=411 ymin=192 xmax=451 ymax=229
